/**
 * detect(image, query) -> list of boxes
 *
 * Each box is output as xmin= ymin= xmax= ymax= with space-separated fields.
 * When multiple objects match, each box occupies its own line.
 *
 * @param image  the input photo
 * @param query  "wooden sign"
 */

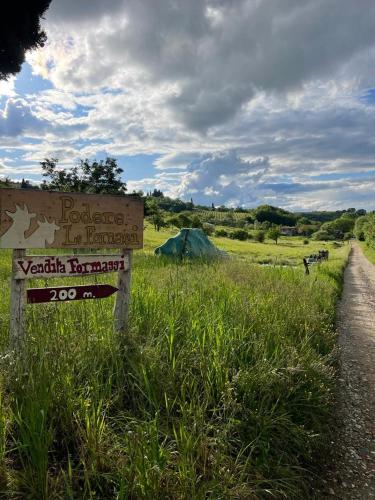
xmin=27 ymin=284 xmax=119 ymax=304
xmin=13 ymin=254 xmax=130 ymax=279
xmin=0 ymin=188 xmax=143 ymax=249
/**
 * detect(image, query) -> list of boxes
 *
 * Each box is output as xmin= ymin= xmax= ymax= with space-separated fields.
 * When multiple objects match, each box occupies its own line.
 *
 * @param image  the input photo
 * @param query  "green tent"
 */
xmin=155 ymin=228 xmax=226 ymax=259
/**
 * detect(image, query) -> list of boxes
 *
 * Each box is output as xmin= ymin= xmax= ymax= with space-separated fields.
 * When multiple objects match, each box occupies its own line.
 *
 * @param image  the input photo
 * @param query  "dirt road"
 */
xmin=323 ymin=242 xmax=375 ymax=498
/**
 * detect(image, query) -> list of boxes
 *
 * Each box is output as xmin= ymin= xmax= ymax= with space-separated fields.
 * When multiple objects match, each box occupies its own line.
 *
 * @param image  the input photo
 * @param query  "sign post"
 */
xmin=0 ymin=189 xmax=144 ymax=350
xmin=113 ymin=249 xmax=133 ymax=333
xmin=10 ymin=249 xmax=27 ymax=350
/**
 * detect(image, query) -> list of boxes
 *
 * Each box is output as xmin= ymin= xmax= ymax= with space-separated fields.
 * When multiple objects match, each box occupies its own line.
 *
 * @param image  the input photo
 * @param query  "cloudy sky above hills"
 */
xmin=1 ymin=0 xmax=375 ymax=210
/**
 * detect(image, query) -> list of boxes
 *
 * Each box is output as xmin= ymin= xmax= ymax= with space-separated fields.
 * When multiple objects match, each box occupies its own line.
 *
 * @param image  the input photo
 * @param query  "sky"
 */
xmin=1 ymin=0 xmax=375 ymax=211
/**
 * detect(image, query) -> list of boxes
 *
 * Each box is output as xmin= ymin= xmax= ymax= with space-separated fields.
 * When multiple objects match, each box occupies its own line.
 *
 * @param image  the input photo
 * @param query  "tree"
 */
xmin=267 ymin=226 xmax=281 ymax=244
xmin=245 ymin=215 xmax=255 ymax=224
xmin=151 ymin=188 xmax=164 ymax=198
xmin=320 ymin=215 xmax=355 ymax=240
xmin=168 ymin=213 xmax=192 ymax=229
xmin=1 ymin=1 xmax=52 ymax=80
xmin=354 ymin=215 xmax=369 ymax=241
xmin=41 ymin=157 xmax=127 ymax=194
xmin=297 ymin=216 xmax=311 ymax=225
xmin=147 ymin=198 xmax=166 ymax=231
xmin=356 ymin=209 xmax=367 ymax=217
xmin=254 ymin=204 xmax=297 ymax=226
xmin=0 ymin=177 xmax=11 ymax=188
xmin=151 ymin=212 xmax=166 ymax=231
xmin=21 ymin=178 xmax=34 ymax=189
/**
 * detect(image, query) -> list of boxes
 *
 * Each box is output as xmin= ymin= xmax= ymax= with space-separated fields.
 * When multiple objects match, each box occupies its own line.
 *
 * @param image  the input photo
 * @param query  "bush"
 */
xmin=230 ymin=229 xmax=248 ymax=241
xmin=303 ymin=239 xmax=309 ymax=245
xmin=202 ymin=222 xmax=215 ymax=236
xmin=215 ymin=229 xmax=228 ymax=238
xmin=168 ymin=213 xmax=192 ymax=229
xmin=254 ymin=230 xmax=265 ymax=243
xmin=356 ymin=231 xmax=366 ymax=241
xmin=191 ymin=215 xmax=203 ymax=228
xmin=312 ymin=230 xmax=335 ymax=241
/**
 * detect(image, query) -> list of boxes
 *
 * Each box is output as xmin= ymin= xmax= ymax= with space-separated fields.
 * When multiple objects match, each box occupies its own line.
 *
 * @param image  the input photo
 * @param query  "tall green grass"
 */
xmin=359 ymin=240 xmax=375 ymax=265
xmin=0 ymin=244 xmax=348 ymax=498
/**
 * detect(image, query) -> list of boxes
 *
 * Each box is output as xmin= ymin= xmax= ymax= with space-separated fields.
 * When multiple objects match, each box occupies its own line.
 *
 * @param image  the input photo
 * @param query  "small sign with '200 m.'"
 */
xmin=27 ymin=284 xmax=119 ymax=304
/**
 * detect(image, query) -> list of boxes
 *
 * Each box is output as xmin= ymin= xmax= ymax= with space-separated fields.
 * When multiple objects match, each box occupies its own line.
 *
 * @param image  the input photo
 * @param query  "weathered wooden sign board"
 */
xmin=0 ymin=188 xmax=143 ymax=249
xmin=2 ymin=189 xmax=144 ymax=350
xmin=13 ymin=254 xmax=130 ymax=279
xmin=27 ymin=284 xmax=119 ymax=304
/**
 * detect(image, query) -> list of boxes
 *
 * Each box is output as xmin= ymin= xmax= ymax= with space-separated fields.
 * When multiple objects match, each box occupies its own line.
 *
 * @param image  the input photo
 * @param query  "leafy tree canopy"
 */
xmin=146 ymin=194 xmax=193 ymax=213
xmin=0 ymin=1 xmax=52 ymax=80
xmin=355 ymin=213 xmax=375 ymax=246
xmin=321 ymin=215 xmax=355 ymax=235
xmin=267 ymin=226 xmax=281 ymax=244
xmin=254 ymin=205 xmax=297 ymax=226
xmin=40 ymin=157 xmax=127 ymax=195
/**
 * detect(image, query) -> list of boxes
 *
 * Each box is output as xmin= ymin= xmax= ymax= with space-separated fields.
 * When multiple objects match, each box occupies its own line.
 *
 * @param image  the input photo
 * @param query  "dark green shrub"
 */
xmin=254 ymin=230 xmax=265 ymax=243
xmin=312 ymin=230 xmax=335 ymax=241
xmin=202 ymin=222 xmax=215 ymax=235
xmin=230 ymin=229 xmax=248 ymax=241
xmin=215 ymin=229 xmax=228 ymax=238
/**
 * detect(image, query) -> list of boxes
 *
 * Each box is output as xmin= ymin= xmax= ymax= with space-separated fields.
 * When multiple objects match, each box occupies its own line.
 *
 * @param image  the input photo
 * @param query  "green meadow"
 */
xmin=145 ymin=225 xmax=339 ymax=265
xmin=0 ymin=228 xmax=349 ymax=498
xmin=359 ymin=241 xmax=375 ymax=265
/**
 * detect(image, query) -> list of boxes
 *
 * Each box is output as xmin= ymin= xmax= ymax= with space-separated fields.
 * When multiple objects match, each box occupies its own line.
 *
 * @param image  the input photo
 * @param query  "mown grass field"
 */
xmin=0 ymin=227 xmax=349 ymax=498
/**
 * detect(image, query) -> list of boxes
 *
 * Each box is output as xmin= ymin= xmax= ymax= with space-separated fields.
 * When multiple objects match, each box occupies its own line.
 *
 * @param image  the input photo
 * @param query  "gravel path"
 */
xmin=321 ymin=242 xmax=375 ymax=499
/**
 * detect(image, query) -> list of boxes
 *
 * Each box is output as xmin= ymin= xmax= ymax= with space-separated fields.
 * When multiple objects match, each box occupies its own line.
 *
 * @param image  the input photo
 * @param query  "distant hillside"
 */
xmin=1 ymin=180 xmax=367 ymax=226
xmin=297 ymin=209 xmax=366 ymax=223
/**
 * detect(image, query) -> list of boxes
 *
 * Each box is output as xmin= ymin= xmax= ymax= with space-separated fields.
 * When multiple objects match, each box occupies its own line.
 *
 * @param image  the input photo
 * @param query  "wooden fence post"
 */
xmin=10 ymin=249 xmax=26 ymax=350
xmin=113 ymin=249 xmax=133 ymax=332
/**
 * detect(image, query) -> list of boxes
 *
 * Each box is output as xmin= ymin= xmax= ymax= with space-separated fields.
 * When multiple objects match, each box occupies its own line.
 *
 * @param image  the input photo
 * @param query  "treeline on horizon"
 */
xmin=144 ymin=193 xmax=368 ymax=241
xmin=0 ymin=173 xmax=368 ymax=225
xmin=0 ymin=156 xmax=371 ymax=243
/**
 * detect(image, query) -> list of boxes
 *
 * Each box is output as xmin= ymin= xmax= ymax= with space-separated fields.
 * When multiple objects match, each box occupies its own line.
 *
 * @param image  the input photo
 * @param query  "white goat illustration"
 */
xmin=1 ymin=204 xmax=60 ymax=248
xmin=25 ymin=216 xmax=60 ymax=247
xmin=2 ymin=204 xmax=36 ymax=248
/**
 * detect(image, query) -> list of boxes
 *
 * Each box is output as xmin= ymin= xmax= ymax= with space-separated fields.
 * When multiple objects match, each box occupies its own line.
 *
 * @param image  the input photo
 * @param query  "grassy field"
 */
xmin=359 ymin=241 xmax=375 ymax=265
xmin=146 ymin=224 xmax=345 ymax=265
xmin=0 ymin=227 xmax=349 ymax=498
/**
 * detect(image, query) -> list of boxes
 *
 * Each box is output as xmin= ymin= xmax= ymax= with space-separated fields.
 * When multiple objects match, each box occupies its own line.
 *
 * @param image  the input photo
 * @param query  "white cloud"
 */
xmin=171 ymin=151 xmax=270 ymax=206
xmin=0 ymin=99 xmax=49 ymax=137
xmin=0 ymin=77 xmax=15 ymax=97
xmin=33 ymin=0 xmax=375 ymax=131
xmin=6 ymin=0 xmax=374 ymax=210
